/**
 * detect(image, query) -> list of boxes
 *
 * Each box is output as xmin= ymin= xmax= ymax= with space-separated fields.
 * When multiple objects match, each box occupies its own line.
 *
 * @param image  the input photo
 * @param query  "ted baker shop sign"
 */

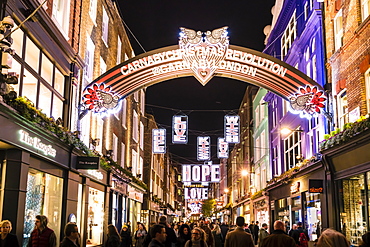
xmin=19 ymin=130 xmax=56 ymax=157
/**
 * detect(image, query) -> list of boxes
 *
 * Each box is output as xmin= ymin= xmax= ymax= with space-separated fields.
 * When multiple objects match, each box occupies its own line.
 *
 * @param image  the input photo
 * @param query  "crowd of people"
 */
xmin=2 ymin=215 xmax=370 ymax=247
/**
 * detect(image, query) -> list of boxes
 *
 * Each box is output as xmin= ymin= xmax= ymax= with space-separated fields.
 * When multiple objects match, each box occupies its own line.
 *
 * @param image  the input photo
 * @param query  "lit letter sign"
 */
xmin=19 ymin=130 xmax=57 ymax=157
xmin=172 ymin=115 xmax=188 ymax=144
xmin=224 ymin=115 xmax=240 ymax=143
xmin=152 ymin=129 xmax=166 ymax=154
xmin=185 ymin=187 xmax=208 ymax=200
xmin=197 ymin=136 xmax=210 ymax=161
xmin=182 ymin=164 xmax=220 ymax=183
xmin=218 ymin=137 xmax=229 ymax=158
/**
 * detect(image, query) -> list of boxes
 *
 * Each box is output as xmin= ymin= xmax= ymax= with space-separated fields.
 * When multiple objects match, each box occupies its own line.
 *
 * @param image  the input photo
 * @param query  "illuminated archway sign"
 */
xmin=81 ymin=27 xmax=326 ymax=118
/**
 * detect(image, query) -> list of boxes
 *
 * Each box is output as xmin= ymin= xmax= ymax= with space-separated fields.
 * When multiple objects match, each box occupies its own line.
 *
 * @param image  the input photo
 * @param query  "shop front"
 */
xmin=321 ymin=131 xmax=370 ymax=246
xmin=253 ymin=196 xmax=269 ymax=226
xmin=109 ymin=174 xmax=129 ymax=231
xmin=127 ymin=184 xmax=144 ymax=230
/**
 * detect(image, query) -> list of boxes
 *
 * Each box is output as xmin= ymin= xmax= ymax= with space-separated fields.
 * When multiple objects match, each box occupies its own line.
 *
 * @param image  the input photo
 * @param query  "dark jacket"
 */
xmin=0 ymin=233 xmax=20 ymax=247
xmin=120 ymin=229 xmax=132 ymax=247
xmin=212 ymin=230 xmax=222 ymax=247
xmin=148 ymin=239 xmax=165 ymax=247
xmin=106 ymin=235 xmax=121 ymax=247
xmin=259 ymin=229 xmax=296 ymax=247
xmin=160 ymin=223 xmax=177 ymax=247
xmin=60 ymin=237 xmax=80 ymax=247
xmin=28 ymin=227 xmax=56 ymax=247
xmin=225 ymin=226 xmax=254 ymax=247
xmin=220 ymin=224 xmax=229 ymax=241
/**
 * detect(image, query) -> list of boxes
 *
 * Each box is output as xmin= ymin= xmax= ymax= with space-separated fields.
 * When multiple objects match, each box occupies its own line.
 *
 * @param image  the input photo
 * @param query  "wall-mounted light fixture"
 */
xmin=280 ymin=127 xmax=304 ymax=135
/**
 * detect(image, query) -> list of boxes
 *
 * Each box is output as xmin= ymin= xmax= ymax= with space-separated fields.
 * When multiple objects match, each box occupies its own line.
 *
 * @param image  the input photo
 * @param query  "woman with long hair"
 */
xmin=177 ymin=224 xmax=191 ymax=247
xmin=211 ymin=224 xmax=222 ymax=247
xmin=134 ymin=223 xmax=147 ymax=247
xmin=106 ymin=224 xmax=121 ymax=247
xmin=184 ymin=227 xmax=208 ymax=247
xmin=0 ymin=220 xmax=20 ymax=247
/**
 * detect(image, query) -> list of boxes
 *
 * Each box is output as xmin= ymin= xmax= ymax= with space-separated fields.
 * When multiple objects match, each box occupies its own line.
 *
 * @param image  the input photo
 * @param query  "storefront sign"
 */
xmin=19 ymin=130 xmax=57 ymax=157
xmin=76 ymin=156 xmax=100 ymax=169
xmin=291 ymin=182 xmax=300 ymax=194
xmin=197 ymin=136 xmax=210 ymax=161
xmin=128 ymin=186 xmax=144 ymax=203
xmin=309 ymin=179 xmax=324 ymax=193
xmin=182 ymin=163 xmax=220 ymax=183
xmin=87 ymin=170 xmax=104 ymax=181
xmin=184 ymin=187 xmax=208 ymax=200
xmin=172 ymin=115 xmax=188 ymax=144
xmin=224 ymin=115 xmax=240 ymax=143
xmin=217 ymin=137 xmax=229 ymax=158
xmin=152 ymin=129 xmax=166 ymax=153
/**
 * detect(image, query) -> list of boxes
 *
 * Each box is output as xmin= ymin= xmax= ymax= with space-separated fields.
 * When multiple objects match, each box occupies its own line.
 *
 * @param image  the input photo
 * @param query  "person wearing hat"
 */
xmin=120 ymin=224 xmax=132 ymax=247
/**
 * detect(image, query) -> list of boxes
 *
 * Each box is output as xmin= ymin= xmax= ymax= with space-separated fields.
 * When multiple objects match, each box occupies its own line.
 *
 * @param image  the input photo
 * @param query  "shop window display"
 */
xmin=87 ymin=188 xmax=104 ymax=246
xmin=339 ymin=174 xmax=367 ymax=246
xmin=305 ymin=192 xmax=321 ymax=241
xmin=22 ymin=169 xmax=63 ymax=247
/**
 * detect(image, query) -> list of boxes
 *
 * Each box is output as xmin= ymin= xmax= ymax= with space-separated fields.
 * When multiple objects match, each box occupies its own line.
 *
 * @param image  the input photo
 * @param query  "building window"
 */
xmin=132 ymin=149 xmax=138 ymax=176
xmin=102 ymin=6 xmax=109 ymax=46
xmin=84 ymin=36 xmax=95 ymax=82
xmin=140 ymin=89 xmax=145 ymax=115
xmin=89 ymin=0 xmax=97 ymax=24
xmin=52 ymin=0 xmax=70 ymax=37
xmin=120 ymin=142 xmax=125 ymax=167
xmin=361 ymin=0 xmax=370 ymax=21
xmin=334 ymin=9 xmax=343 ymax=51
xmin=133 ymin=110 xmax=138 ymax=142
xmin=117 ymin=36 xmax=122 ymax=64
xmin=87 ymin=188 xmax=104 ymax=246
xmin=337 ymin=89 xmax=348 ymax=128
xmin=23 ymin=169 xmax=63 ymax=246
xmin=260 ymin=99 xmax=265 ymax=121
xmin=255 ymin=106 xmax=260 ymax=126
xmin=284 ymin=129 xmax=302 ymax=170
xmin=134 ymin=91 xmax=139 ymax=102
xmin=140 ymin=122 xmax=144 ymax=150
xmin=261 ymin=130 xmax=266 ymax=157
xmin=272 ymin=145 xmax=280 ymax=176
xmin=113 ymin=134 xmax=118 ymax=162
xmin=8 ymin=30 xmax=65 ymax=119
xmin=312 ymin=55 xmax=317 ymax=81
xmin=304 ymin=2 xmax=309 ymax=20
xmin=255 ymin=136 xmax=261 ymax=161
xmin=281 ymin=10 xmax=297 ymax=59
xmin=121 ymin=99 xmax=127 ymax=128
xmin=365 ymin=68 xmax=370 ymax=113
xmin=100 ymin=56 xmax=106 ymax=75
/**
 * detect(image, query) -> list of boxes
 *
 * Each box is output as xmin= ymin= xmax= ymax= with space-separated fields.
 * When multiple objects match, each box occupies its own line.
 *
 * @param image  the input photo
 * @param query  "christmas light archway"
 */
xmin=81 ymin=27 xmax=326 ymax=118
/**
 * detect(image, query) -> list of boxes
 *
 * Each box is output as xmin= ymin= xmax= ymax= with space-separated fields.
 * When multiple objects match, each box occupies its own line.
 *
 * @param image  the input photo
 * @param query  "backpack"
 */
xmin=298 ymin=232 xmax=308 ymax=247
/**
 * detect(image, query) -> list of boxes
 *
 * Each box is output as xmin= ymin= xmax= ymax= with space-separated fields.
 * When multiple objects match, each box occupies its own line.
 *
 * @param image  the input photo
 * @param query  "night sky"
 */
xmin=117 ymin=1 xmax=276 ymax=164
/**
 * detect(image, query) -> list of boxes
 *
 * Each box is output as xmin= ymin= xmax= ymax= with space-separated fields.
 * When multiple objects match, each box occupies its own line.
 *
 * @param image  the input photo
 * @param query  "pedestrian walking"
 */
xmin=27 ymin=215 xmax=57 ymax=247
xmin=253 ymin=221 xmax=260 ymax=245
xmin=199 ymin=219 xmax=214 ymax=247
xmin=60 ymin=222 xmax=80 ymax=247
xmin=257 ymin=223 xmax=269 ymax=247
xmin=0 ymin=220 xmax=20 ymax=247
xmin=184 ymin=227 xmax=208 ymax=247
xmin=106 ymin=224 xmax=121 ymax=247
xmin=148 ymin=224 xmax=167 ymax=247
xmin=291 ymin=222 xmax=309 ymax=247
xmin=135 ymin=223 xmax=148 ymax=247
xmin=120 ymin=224 xmax=132 ymax=247
xmin=211 ymin=224 xmax=222 ymax=247
xmin=176 ymin=224 xmax=191 ymax=247
xmin=224 ymin=216 xmax=254 ymax=247
xmin=158 ymin=216 xmax=177 ymax=247
xmin=316 ymin=228 xmax=350 ymax=247
xmin=259 ymin=220 xmax=296 ymax=247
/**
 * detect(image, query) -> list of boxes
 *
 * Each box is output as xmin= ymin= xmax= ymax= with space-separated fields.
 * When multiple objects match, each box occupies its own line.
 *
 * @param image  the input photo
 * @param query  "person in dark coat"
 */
xmin=176 ymin=224 xmax=191 ymax=247
xmin=360 ymin=231 xmax=370 ymax=247
xmin=259 ymin=220 xmax=296 ymax=247
xmin=120 ymin=224 xmax=132 ymax=247
xmin=158 ymin=216 xmax=177 ymax=247
xmin=0 ymin=220 xmax=20 ymax=247
xmin=253 ymin=221 xmax=260 ymax=245
xmin=60 ymin=222 xmax=80 ymax=247
xmin=211 ymin=224 xmax=223 ymax=247
xmin=291 ymin=222 xmax=309 ymax=245
xmin=148 ymin=224 xmax=166 ymax=247
xmin=106 ymin=224 xmax=121 ymax=247
xmin=199 ymin=220 xmax=214 ymax=247
xmin=220 ymin=222 xmax=229 ymax=242
xmin=257 ymin=223 xmax=269 ymax=247
xmin=224 ymin=217 xmax=254 ymax=247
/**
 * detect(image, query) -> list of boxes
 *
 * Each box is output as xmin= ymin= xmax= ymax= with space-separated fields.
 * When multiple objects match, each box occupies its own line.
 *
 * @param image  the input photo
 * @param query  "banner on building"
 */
xmin=172 ymin=115 xmax=188 ymax=144
xmin=197 ymin=136 xmax=210 ymax=161
xmin=224 ymin=115 xmax=240 ymax=143
xmin=217 ymin=137 xmax=229 ymax=158
xmin=152 ymin=129 xmax=166 ymax=154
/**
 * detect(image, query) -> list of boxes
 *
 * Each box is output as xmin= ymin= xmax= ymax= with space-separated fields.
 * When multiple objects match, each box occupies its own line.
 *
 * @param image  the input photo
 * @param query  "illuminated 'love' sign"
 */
xmin=172 ymin=115 xmax=188 ymax=144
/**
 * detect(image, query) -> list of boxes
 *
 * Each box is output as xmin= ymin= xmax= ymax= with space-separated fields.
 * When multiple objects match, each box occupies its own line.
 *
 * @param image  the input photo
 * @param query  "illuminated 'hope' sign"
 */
xmin=182 ymin=164 xmax=220 ymax=183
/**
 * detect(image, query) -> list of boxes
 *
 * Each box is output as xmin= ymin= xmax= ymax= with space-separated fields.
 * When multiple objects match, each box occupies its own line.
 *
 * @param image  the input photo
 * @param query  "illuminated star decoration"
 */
xmin=289 ymin=85 xmax=326 ymax=118
xmin=83 ymin=83 xmax=120 ymax=113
